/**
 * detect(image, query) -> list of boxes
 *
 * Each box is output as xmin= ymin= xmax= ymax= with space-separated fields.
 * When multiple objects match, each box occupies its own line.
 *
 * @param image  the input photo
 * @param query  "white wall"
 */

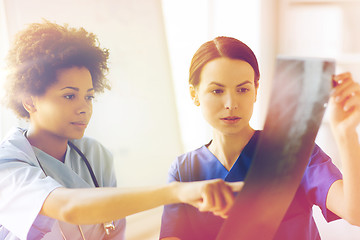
xmin=1 ymin=2 xmax=179 ymax=238
xmin=0 ymin=0 xmax=182 ymax=188
xmin=162 ymin=0 xmax=263 ymax=152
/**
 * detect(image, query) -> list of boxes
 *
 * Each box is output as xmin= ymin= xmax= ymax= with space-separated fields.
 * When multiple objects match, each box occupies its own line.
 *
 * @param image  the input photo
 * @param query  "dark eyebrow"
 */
xmin=236 ymin=81 xmax=253 ymax=87
xmin=60 ymin=87 xmax=95 ymax=92
xmin=208 ymin=82 xmax=225 ymax=87
xmin=208 ymin=80 xmax=253 ymax=87
xmin=60 ymin=87 xmax=79 ymax=91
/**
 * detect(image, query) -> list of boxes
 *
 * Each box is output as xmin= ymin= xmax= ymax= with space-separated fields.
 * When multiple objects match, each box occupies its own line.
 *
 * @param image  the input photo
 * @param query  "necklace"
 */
xmin=60 ymin=225 xmax=86 ymax=240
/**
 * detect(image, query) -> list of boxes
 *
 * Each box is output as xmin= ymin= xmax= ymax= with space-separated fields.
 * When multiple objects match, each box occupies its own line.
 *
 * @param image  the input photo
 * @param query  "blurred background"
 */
xmin=1 ymin=0 xmax=360 ymax=239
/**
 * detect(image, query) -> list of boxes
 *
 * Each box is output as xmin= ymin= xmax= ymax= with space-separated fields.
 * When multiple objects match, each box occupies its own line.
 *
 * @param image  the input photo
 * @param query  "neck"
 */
xmin=208 ymin=126 xmax=255 ymax=171
xmin=26 ymin=127 xmax=68 ymax=162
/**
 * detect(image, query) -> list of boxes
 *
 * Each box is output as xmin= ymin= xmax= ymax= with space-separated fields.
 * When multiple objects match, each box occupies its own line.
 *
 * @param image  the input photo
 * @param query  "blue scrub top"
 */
xmin=160 ymin=131 xmax=342 ymax=240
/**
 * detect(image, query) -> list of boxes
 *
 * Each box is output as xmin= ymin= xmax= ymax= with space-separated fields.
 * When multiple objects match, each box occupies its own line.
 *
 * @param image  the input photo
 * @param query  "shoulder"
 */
xmin=0 ymin=127 xmax=36 ymax=163
xmin=175 ymin=145 xmax=209 ymax=166
xmin=169 ymin=145 xmax=204 ymax=167
xmin=0 ymin=127 xmax=26 ymax=148
xmin=303 ymin=143 xmax=342 ymax=181
xmin=168 ymin=145 xmax=214 ymax=181
xmin=308 ymin=143 xmax=331 ymax=165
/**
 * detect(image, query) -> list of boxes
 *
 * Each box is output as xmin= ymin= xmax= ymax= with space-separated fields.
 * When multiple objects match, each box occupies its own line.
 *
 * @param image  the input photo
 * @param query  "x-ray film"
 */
xmin=216 ymin=56 xmax=335 ymax=240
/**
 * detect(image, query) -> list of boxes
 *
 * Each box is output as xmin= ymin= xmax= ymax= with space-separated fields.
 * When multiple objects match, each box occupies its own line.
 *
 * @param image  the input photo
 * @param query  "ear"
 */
xmin=189 ymin=84 xmax=200 ymax=106
xmin=254 ymin=86 xmax=258 ymax=102
xmin=254 ymin=81 xmax=259 ymax=102
xmin=22 ymin=96 xmax=37 ymax=114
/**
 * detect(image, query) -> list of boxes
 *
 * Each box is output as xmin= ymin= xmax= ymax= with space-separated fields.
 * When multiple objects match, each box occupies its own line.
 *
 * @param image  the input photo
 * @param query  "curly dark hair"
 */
xmin=3 ymin=20 xmax=110 ymax=118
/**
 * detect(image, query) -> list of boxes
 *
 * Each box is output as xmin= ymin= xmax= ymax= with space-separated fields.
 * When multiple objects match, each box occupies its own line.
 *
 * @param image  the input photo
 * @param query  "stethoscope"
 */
xmin=67 ymin=141 xmax=99 ymax=188
xmin=23 ymin=130 xmax=115 ymax=236
xmin=67 ymin=141 xmax=116 ymax=235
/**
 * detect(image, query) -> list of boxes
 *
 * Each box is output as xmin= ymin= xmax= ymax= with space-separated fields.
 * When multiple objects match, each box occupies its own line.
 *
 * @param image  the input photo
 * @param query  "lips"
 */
xmin=220 ymin=116 xmax=241 ymax=124
xmin=71 ymin=121 xmax=88 ymax=127
xmin=221 ymin=116 xmax=241 ymax=120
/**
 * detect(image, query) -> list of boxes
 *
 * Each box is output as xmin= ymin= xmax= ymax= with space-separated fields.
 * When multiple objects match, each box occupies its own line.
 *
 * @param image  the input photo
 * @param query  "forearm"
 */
xmin=333 ymin=128 xmax=360 ymax=225
xmin=41 ymin=182 xmax=179 ymax=225
xmin=41 ymin=179 xmax=242 ymax=225
xmin=327 ymin=72 xmax=360 ymax=225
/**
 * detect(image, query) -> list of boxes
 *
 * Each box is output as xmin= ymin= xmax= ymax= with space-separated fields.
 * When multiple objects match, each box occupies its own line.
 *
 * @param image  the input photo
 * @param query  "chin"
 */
xmin=68 ymin=131 xmax=86 ymax=140
xmin=223 ymin=127 xmax=247 ymax=136
xmin=74 ymin=133 xmax=85 ymax=139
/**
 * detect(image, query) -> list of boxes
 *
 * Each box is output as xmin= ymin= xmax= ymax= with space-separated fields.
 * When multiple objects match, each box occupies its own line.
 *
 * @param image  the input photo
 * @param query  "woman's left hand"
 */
xmin=326 ymin=73 xmax=360 ymax=226
xmin=329 ymin=72 xmax=360 ymax=132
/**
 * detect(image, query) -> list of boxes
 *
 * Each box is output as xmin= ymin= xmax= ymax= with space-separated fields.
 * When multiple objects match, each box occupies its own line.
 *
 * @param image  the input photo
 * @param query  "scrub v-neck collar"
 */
xmin=200 ymin=131 xmax=260 ymax=181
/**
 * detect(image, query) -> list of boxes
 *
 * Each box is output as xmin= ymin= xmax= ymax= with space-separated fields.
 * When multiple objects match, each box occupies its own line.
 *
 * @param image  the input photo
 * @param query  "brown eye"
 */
xmin=238 ymin=88 xmax=249 ymax=93
xmin=212 ymin=89 xmax=223 ymax=94
xmin=64 ymin=94 xmax=75 ymax=99
xmin=86 ymin=95 xmax=95 ymax=101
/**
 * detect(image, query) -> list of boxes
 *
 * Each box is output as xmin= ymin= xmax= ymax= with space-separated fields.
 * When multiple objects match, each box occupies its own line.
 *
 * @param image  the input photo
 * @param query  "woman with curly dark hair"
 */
xmin=0 ymin=21 xmax=242 ymax=240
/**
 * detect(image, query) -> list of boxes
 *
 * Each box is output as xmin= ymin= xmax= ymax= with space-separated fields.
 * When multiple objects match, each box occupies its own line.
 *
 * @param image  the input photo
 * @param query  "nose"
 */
xmin=77 ymin=99 xmax=92 ymax=115
xmin=224 ymin=93 xmax=238 ymax=110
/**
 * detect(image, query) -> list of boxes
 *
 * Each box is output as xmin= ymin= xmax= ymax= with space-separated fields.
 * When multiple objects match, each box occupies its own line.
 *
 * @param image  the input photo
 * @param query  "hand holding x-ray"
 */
xmin=329 ymin=72 xmax=360 ymax=132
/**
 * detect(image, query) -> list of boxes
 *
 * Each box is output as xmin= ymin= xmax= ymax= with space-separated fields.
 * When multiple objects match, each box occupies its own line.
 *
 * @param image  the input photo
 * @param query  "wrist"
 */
xmin=168 ymin=181 xmax=181 ymax=204
xmin=334 ymin=127 xmax=358 ymax=141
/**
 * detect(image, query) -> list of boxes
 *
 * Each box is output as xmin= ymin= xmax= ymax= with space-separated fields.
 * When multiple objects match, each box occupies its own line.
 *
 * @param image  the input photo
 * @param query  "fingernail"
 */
xmin=335 ymin=96 xmax=341 ymax=102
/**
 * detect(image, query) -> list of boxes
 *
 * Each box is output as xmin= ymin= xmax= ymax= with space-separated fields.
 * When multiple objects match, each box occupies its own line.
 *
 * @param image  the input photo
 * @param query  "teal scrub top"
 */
xmin=0 ymin=128 xmax=125 ymax=240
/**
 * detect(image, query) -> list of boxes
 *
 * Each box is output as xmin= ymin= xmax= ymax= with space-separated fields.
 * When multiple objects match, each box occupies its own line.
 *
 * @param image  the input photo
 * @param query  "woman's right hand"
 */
xmin=173 ymin=179 xmax=244 ymax=218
